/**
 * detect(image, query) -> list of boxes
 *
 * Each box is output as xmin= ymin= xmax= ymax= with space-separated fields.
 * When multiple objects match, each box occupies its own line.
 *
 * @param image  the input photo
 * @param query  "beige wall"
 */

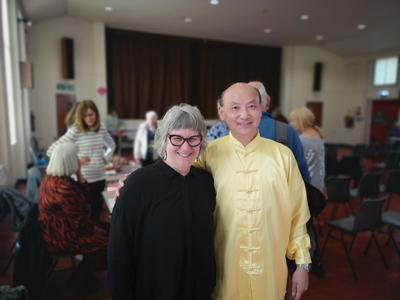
xmin=280 ymin=45 xmax=400 ymax=144
xmin=28 ymin=16 xmax=107 ymax=149
xmin=25 ymin=16 xmax=400 ymax=150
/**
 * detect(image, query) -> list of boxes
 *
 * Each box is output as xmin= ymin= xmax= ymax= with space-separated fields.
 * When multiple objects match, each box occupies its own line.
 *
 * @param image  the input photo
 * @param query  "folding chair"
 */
xmin=379 ymin=170 xmax=400 ymax=211
xmin=325 ymin=176 xmax=353 ymax=220
xmin=320 ymin=198 xmax=387 ymax=280
xmin=349 ymin=173 xmax=382 ymax=208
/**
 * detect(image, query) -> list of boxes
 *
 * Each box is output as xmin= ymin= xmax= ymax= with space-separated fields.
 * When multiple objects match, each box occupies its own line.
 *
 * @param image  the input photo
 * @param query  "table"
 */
xmin=105 ymin=164 xmax=139 ymax=184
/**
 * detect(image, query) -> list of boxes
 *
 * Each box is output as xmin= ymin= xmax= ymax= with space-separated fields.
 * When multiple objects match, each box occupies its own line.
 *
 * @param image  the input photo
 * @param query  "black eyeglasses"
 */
xmin=168 ymin=134 xmax=203 ymax=147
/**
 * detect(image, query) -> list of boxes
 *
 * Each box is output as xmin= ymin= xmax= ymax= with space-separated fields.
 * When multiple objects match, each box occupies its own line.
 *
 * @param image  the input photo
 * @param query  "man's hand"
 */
xmin=290 ymin=267 xmax=309 ymax=300
xmin=113 ymin=173 xmax=130 ymax=202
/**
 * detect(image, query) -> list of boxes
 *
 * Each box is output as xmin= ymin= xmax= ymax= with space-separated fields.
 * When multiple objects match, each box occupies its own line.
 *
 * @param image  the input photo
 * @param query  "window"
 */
xmin=373 ymin=56 xmax=399 ymax=86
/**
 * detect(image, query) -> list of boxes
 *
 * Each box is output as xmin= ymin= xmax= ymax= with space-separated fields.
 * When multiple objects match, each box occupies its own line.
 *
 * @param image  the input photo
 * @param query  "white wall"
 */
xmin=280 ymin=45 xmax=400 ymax=145
xmin=27 ymin=16 xmax=107 ymax=149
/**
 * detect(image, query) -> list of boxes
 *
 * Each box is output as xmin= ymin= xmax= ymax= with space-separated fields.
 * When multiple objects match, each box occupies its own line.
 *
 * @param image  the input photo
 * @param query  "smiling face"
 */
xmin=164 ymin=128 xmax=201 ymax=176
xmin=218 ymin=83 xmax=262 ymax=146
xmin=83 ymin=108 xmax=97 ymax=129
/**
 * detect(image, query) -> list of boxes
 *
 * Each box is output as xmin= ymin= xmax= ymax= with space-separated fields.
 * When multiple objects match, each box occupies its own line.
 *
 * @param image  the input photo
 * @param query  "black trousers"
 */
xmin=87 ymin=180 xmax=106 ymax=221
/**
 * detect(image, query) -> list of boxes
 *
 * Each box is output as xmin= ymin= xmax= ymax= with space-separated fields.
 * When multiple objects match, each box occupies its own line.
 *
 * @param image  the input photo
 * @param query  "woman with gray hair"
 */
xmin=108 ymin=104 xmax=216 ymax=300
xmin=37 ymin=143 xmax=109 ymax=295
xmin=134 ymin=110 xmax=158 ymax=166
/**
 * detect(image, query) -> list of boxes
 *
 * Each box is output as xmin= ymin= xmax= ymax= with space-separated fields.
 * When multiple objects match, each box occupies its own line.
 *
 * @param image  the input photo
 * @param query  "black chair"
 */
xmin=373 ymin=152 xmax=400 ymax=172
xmin=379 ymin=170 xmax=400 ymax=211
xmin=326 ymin=176 xmax=353 ymax=220
xmin=365 ymin=143 xmax=377 ymax=157
xmin=320 ymin=198 xmax=387 ymax=280
xmin=379 ymin=210 xmax=400 ymax=257
xmin=325 ymin=144 xmax=339 ymax=179
xmin=349 ymin=173 xmax=382 ymax=204
xmin=377 ymin=142 xmax=393 ymax=157
xmin=352 ymin=144 xmax=366 ymax=157
xmin=337 ymin=156 xmax=363 ymax=188
xmin=325 ymin=144 xmax=337 ymax=160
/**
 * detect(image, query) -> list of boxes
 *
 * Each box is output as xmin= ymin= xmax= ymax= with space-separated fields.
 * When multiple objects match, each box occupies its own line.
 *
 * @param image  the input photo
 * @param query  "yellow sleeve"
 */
xmin=285 ymin=152 xmax=312 ymax=264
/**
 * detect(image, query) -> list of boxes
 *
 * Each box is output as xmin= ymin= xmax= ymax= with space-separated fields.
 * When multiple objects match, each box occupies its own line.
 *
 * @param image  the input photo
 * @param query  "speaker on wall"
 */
xmin=313 ymin=62 xmax=323 ymax=91
xmin=61 ymin=38 xmax=74 ymax=79
xmin=20 ymin=61 xmax=33 ymax=88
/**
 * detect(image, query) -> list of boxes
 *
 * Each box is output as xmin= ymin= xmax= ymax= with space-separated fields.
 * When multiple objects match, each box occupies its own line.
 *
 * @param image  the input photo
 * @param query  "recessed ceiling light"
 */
xmin=210 ymin=0 xmax=219 ymax=5
xmin=184 ymin=17 xmax=192 ymax=23
xmin=357 ymin=24 xmax=366 ymax=30
xmin=300 ymin=15 xmax=309 ymax=20
xmin=316 ymin=35 xmax=324 ymax=40
xmin=104 ymin=6 xmax=113 ymax=11
xmin=264 ymin=28 xmax=272 ymax=34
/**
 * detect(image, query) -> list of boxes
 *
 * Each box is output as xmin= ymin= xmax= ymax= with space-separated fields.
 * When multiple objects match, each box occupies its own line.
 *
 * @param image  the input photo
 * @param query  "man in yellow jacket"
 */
xmin=194 ymin=82 xmax=311 ymax=300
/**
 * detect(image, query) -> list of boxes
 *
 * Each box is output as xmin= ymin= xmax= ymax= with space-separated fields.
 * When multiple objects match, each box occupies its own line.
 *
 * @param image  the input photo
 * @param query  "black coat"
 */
xmin=13 ymin=204 xmax=51 ymax=299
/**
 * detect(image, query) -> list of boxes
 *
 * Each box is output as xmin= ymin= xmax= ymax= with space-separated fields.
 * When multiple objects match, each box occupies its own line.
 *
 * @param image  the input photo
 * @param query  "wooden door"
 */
xmin=369 ymin=99 xmax=400 ymax=143
xmin=56 ymin=94 xmax=77 ymax=137
xmin=306 ymin=101 xmax=323 ymax=127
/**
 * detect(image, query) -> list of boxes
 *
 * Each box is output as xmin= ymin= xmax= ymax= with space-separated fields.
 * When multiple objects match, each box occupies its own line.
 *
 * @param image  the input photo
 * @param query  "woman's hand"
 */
xmin=114 ymin=173 xmax=131 ymax=202
xmin=79 ymin=157 xmax=91 ymax=166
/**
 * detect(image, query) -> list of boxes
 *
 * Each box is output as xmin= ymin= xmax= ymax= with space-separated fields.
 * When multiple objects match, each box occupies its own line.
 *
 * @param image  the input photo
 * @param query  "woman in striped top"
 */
xmin=47 ymin=100 xmax=115 ymax=221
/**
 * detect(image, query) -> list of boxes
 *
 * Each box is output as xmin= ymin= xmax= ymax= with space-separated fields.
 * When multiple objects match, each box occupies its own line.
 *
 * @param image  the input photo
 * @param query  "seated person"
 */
xmin=206 ymin=102 xmax=229 ymax=142
xmin=37 ymin=142 xmax=109 ymax=295
xmin=134 ymin=110 xmax=158 ymax=166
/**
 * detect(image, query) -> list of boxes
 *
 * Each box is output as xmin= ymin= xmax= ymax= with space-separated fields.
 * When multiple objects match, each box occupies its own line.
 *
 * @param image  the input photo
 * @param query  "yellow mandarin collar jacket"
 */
xmin=194 ymin=132 xmax=311 ymax=300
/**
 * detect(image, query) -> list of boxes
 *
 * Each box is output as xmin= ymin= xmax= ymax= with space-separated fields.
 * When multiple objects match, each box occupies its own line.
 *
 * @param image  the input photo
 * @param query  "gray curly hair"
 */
xmin=153 ymin=104 xmax=208 ymax=157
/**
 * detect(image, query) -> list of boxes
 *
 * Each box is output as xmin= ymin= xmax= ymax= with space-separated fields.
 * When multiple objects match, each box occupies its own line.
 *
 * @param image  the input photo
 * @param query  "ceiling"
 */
xmin=20 ymin=0 xmax=400 ymax=58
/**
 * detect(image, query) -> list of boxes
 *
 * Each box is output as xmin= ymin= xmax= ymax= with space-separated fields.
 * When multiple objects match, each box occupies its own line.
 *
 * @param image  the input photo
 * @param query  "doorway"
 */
xmin=369 ymin=99 xmax=400 ymax=143
xmin=306 ymin=101 xmax=323 ymax=127
xmin=56 ymin=94 xmax=77 ymax=137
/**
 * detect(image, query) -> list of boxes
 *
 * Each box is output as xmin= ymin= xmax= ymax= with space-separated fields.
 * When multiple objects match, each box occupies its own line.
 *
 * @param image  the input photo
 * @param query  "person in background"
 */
xmin=105 ymin=108 xmax=121 ymax=152
xmin=105 ymin=108 xmax=120 ymax=134
xmin=290 ymin=107 xmax=325 ymax=193
xmin=47 ymin=100 xmax=115 ymax=221
xmin=290 ymin=107 xmax=325 ymax=278
xmin=38 ymin=143 xmax=108 ymax=295
xmin=206 ymin=101 xmax=230 ymax=142
xmin=108 ymin=104 xmax=216 ymax=300
xmin=388 ymin=120 xmax=400 ymax=138
xmin=249 ymin=81 xmax=311 ymax=183
xmin=134 ymin=110 xmax=158 ymax=166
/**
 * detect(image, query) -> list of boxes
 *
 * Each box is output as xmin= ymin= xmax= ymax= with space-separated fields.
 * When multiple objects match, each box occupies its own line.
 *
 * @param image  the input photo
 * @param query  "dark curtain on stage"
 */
xmin=106 ymin=28 xmax=281 ymax=119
